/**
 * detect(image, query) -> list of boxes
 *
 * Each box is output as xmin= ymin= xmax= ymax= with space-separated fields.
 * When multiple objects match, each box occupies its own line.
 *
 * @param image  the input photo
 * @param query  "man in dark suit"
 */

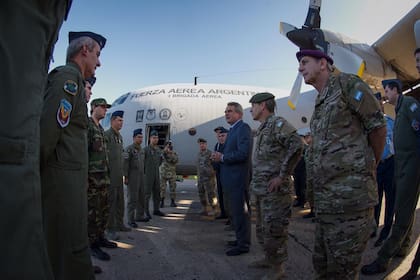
xmin=212 ymin=102 xmax=252 ymax=256
xmin=213 ymin=126 xmax=229 ymax=219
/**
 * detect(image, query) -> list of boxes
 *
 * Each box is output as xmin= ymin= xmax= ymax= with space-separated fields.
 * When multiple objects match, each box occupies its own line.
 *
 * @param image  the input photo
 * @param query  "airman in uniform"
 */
xmin=197 ymin=138 xmax=217 ymax=215
xmin=296 ymin=48 xmax=386 ymax=279
xmin=123 ymin=128 xmax=148 ymax=228
xmin=362 ymin=78 xmax=420 ymax=275
xmin=144 ymin=130 xmax=166 ymax=218
xmin=249 ymin=92 xmax=303 ymax=279
xmin=0 ymin=2 xmax=70 ymax=278
xmin=105 ymin=110 xmax=131 ymax=240
xmin=87 ymin=97 xmax=117 ymax=264
xmin=159 ymin=141 xmax=179 ymax=208
xmin=40 ymin=31 xmax=107 ymax=280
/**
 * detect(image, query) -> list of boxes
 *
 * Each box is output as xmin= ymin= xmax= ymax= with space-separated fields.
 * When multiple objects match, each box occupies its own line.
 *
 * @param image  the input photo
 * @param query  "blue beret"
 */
xmin=133 ymin=129 xmax=142 ymax=137
xmin=150 ymin=130 xmax=159 ymax=137
xmin=381 ymin=79 xmax=402 ymax=92
xmin=249 ymin=92 xmax=275 ymax=103
xmin=69 ymin=31 xmax=107 ymax=49
xmin=86 ymin=76 xmax=96 ymax=87
xmin=296 ymin=49 xmax=334 ymax=65
xmin=111 ymin=110 xmax=124 ymax=118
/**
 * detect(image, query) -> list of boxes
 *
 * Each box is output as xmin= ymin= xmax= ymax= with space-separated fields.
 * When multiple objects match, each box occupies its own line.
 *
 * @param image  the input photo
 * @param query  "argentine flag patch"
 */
xmin=354 ymin=91 xmax=363 ymax=101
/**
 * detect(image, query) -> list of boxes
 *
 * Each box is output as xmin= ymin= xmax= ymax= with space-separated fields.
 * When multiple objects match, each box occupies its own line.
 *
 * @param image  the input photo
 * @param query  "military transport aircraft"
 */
xmin=102 ymin=1 xmax=420 ymax=176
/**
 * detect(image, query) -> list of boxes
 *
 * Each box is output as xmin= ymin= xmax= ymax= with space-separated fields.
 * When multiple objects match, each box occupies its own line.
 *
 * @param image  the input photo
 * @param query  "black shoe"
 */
xmin=93 ymin=265 xmax=102 ymax=274
xmin=226 ymin=246 xmax=249 ymax=256
xmin=91 ymin=246 xmax=110 ymax=261
xmin=98 ymin=237 xmax=118 ymax=249
xmin=136 ymin=217 xmax=150 ymax=222
xmin=153 ymin=210 xmax=165 ymax=216
xmin=226 ymin=240 xmax=238 ymax=247
xmin=303 ymin=212 xmax=315 ymax=219
xmin=170 ymin=199 xmax=177 ymax=207
xmin=361 ymin=260 xmax=387 ymax=275
xmin=293 ymin=200 xmax=304 ymax=207
xmin=129 ymin=222 xmax=138 ymax=228
xmin=374 ymin=238 xmax=384 ymax=247
xmin=216 ymin=214 xmax=227 ymax=220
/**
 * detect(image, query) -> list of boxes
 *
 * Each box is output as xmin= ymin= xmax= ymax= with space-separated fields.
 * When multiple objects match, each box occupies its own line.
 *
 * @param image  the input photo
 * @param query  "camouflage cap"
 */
xmin=150 ymin=130 xmax=159 ymax=137
xmin=249 ymin=92 xmax=275 ymax=103
xmin=90 ymin=98 xmax=111 ymax=108
xmin=197 ymin=138 xmax=207 ymax=143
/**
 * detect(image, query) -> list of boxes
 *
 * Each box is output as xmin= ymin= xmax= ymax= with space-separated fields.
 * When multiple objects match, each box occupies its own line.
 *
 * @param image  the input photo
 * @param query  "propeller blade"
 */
xmin=415 ymin=20 xmax=420 ymax=48
xmin=329 ymin=44 xmax=365 ymax=77
xmin=287 ymin=72 xmax=303 ymax=110
xmin=304 ymin=0 xmax=322 ymax=29
xmin=279 ymin=22 xmax=297 ymax=36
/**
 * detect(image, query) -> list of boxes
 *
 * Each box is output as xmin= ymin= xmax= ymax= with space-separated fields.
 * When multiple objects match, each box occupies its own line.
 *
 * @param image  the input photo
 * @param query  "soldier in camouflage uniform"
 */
xmin=144 ymin=130 xmax=166 ymax=217
xmin=87 ymin=97 xmax=117 ymax=263
xmin=105 ymin=110 xmax=131 ymax=240
xmin=123 ymin=128 xmax=148 ymax=228
xmin=249 ymin=92 xmax=303 ymax=280
xmin=159 ymin=141 xmax=179 ymax=208
xmin=196 ymin=138 xmax=217 ymax=215
xmin=296 ymin=48 xmax=386 ymax=279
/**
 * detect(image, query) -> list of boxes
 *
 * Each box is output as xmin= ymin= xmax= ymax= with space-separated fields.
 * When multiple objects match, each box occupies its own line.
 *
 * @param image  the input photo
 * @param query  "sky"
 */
xmin=50 ymin=0 xmax=419 ymax=104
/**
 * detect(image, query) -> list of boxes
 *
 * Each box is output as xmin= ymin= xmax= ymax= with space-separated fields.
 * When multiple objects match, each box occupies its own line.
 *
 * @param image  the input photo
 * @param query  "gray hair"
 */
xmin=227 ymin=102 xmax=243 ymax=114
xmin=66 ymin=36 xmax=97 ymax=62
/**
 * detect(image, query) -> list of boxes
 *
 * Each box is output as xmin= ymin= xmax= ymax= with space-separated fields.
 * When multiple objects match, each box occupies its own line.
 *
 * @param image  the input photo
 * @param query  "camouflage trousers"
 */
xmin=88 ymin=174 xmax=110 ymax=244
xmin=252 ymin=193 xmax=292 ymax=265
xmin=197 ymin=175 xmax=216 ymax=207
xmin=160 ymin=176 xmax=177 ymax=199
xmin=313 ymin=208 xmax=373 ymax=280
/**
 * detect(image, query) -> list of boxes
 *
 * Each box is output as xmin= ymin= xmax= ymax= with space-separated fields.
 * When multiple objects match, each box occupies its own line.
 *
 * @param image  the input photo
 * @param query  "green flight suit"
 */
xmin=105 ymin=128 xmax=125 ymax=231
xmin=40 ymin=62 xmax=93 ymax=280
xmin=144 ymin=144 xmax=162 ymax=215
xmin=0 ymin=1 xmax=70 ymax=279
xmin=124 ymin=143 xmax=145 ymax=222
xmin=377 ymin=95 xmax=420 ymax=265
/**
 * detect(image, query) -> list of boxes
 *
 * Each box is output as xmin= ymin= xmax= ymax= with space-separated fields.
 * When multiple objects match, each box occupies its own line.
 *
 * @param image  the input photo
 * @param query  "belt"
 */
xmin=379 ymin=154 xmax=394 ymax=164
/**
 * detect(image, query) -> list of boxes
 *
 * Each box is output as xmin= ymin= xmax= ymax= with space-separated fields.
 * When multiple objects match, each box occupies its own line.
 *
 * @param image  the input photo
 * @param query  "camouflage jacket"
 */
xmin=309 ymin=72 xmax=385 ymax=213
xmin=159 ymin=150 xmax=178 ymax=177
xmin=197 ymin=149 xmax=215 ymax=178
xmin=87 ymin=117 xmax=109 ymax=175
xmin=251 ymin=114 xmax=303 ymax=195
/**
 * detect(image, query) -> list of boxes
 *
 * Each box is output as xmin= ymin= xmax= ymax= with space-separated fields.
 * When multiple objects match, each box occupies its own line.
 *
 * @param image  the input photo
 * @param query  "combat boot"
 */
xmin=248 ymin=257 xmax=274 ymax=269
xmin=170 ymin=199 xmax=177 ymax=207
xmin=160 ymin=198 xmax=165 ymax=208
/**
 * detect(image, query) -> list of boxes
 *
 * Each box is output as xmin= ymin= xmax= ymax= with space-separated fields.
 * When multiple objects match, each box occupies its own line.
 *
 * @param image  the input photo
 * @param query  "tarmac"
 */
xmin=94 ymin=179 xmax=419 ymax=280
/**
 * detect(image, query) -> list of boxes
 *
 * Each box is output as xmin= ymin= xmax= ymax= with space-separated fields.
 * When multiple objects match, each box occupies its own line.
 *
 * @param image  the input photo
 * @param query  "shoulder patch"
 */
xmin=276 ymin=120 xmax=283 ymax=128
xmin=412 ymin=120 xmax=419 ymax=131
xmin=353 ymin=90 xmax=363 ymax=102
xmin=63 ymin=80 xmax=78 ymax=95
xmin=57 ymin=99 xmax=72 ymax=128
xmin=409 ymin=102 xmax=418 ymax=112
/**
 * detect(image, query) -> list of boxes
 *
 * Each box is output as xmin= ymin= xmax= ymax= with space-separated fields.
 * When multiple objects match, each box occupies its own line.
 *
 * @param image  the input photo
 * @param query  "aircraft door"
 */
xmin=146 ymin=124 xmax=170 ymax=148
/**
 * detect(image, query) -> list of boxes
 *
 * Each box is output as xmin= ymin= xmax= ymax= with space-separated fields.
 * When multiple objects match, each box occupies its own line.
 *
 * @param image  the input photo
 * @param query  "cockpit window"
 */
xmin=112 ymin=93 xmax=130 ymax=106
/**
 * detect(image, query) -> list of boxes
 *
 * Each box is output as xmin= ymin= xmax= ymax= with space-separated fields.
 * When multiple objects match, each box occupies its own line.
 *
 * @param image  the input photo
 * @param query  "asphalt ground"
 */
xmin=94 ymin=179 xmax=419 ymax=280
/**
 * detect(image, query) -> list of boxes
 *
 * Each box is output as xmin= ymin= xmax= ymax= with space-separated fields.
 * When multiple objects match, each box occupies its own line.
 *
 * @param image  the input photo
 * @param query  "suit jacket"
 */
xmin=220 ymin=120 xmax=252 ymax=191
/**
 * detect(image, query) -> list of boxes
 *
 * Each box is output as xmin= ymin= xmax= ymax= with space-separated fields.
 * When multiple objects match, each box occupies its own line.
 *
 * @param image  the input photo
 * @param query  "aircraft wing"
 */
xmin=372 ymin=3 xmax=420 ymax=91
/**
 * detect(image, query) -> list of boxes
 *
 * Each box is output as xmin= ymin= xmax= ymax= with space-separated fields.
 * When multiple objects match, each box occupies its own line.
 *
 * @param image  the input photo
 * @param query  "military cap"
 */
xmin=214 ymin=126 xmax=226 ymax=132
xmin=133 ymin=129 xmax=142 ymax=137
xmin=296 ymin=49 xmax=334 ymax=65
xmin=86 ymin=76 xmax=96 ymax=86
xmin=150 ymin=130 xmax=159 ymax=137
xmin=249 ymin=92 xmax=275 ymax=103
xmin=197 ymin=138 xmax=207 ymax=143
xmin=381 ymin=79 xmax=402 ymax=92
xmin=69 ymin=31 xmax=107 ymax=49
xmin=111 ymin=110 xmax=124 ymax=118
xmin=219 ymin=127 xmax=229 ymax=133
xmin=90 ymin=98 xmax=111 ymax=108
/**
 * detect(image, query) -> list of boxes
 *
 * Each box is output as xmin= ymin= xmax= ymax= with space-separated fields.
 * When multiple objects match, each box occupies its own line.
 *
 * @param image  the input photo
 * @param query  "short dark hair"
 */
xmin=385 ymin=81 xmax=402 ymax=94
